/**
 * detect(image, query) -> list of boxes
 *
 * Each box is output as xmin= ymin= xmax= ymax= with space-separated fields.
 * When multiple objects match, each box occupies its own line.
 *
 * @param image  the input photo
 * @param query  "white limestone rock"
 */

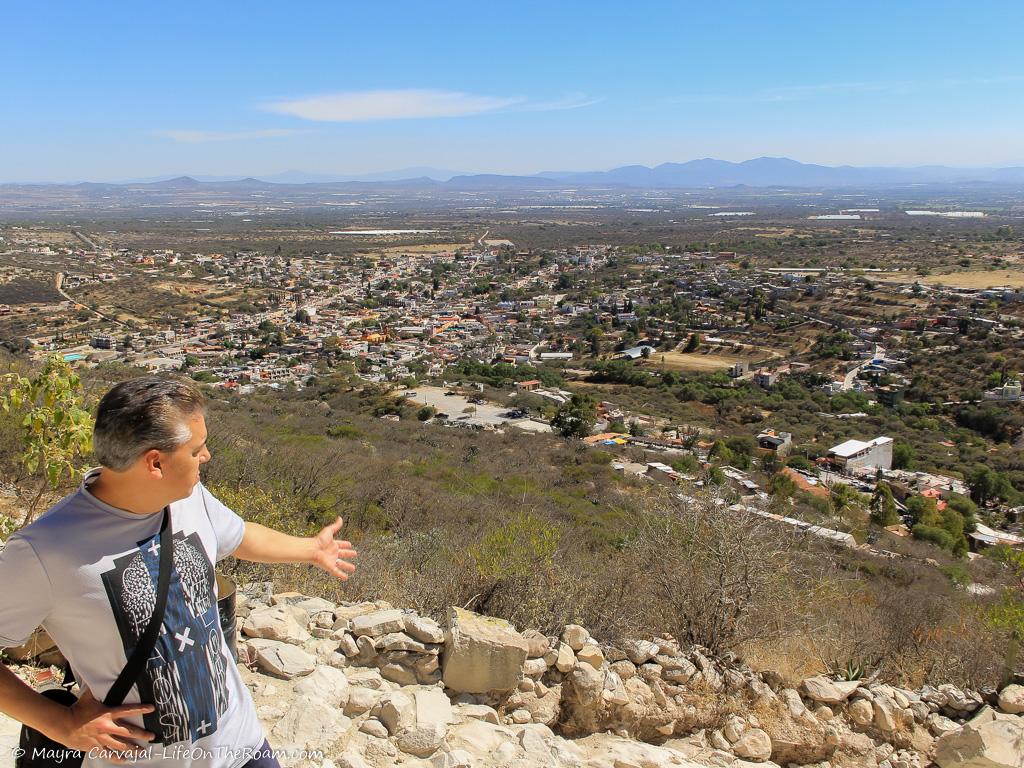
xmin=253 ymin=640 xmax=316 ymax=679
xmin=243 ymin=604 xmax=312 ymax=645
xmin=441 ymin=607 xmax=529 ymax=694
xmin=351 ymin=609 xmax=407 ymax=638
xmin=292 ymin=664 xmax=350 ymax=707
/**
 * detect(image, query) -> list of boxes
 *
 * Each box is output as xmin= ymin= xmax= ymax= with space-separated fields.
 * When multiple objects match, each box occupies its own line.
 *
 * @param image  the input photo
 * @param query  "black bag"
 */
xmin=16 ymin=508 xmax=172 ymax=768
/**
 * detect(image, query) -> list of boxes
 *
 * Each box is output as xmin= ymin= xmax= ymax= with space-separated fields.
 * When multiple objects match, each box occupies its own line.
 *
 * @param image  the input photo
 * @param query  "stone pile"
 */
xmin=217 ymin=584 xmax=1024 ymax=768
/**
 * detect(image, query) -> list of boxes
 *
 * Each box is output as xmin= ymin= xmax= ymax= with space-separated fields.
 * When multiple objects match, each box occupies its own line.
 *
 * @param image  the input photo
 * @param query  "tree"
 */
xmin=683 ymin=333 xmax=701 ymax=353
xmin=968 ymin=466 xmax=999 ymax=506
xmin=1 ymin=356 xmax=94 ymax=523
xmin=767 ymin=471 xmax=798 ymax=511
xmin=551 ymin=394 xmax=596 ymax=438
xmin=905 ymin=494 xmax=939 ymax=527
xmin=870 ymin=482 xmax=899 ymax=527
xmin=891 ymin=442 xmax=915 ymax=470
xmin=829 ymin=482 xmax=864 ymax=526
xmin=628 ymin=420 xmax=645 ymax=437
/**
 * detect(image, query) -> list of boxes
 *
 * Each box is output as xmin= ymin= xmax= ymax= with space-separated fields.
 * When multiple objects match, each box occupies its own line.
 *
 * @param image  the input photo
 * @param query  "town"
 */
xmin=2 ymin=188 xmax=1024 ymax=575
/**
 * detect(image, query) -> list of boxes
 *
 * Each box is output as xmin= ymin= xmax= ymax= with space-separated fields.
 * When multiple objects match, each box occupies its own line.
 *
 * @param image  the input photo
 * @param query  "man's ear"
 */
xmin=143 ymin=450 xmax=163 ymax=478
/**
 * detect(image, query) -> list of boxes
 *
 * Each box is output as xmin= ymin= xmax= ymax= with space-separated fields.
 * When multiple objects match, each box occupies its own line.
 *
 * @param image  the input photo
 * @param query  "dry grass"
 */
xmin=650 ymin=344 xmax=780 ymax=373
xmin=875 ymin=269 xmax=1024 ymax=289
xmin=375 ymin=242 xmax=475 ymax=255
xmin=740 ymin=637 xmax=828 ymax=686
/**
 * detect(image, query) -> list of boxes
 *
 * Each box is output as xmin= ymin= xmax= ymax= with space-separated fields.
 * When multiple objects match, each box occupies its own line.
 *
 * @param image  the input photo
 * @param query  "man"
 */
xmin=0 ymin=376 xmax=358 ymax=767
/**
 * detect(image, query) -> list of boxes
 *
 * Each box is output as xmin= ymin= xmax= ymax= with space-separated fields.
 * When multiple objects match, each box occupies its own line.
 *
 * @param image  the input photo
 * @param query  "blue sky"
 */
xmin=4 ymin=1 xmax=1024 ymax=181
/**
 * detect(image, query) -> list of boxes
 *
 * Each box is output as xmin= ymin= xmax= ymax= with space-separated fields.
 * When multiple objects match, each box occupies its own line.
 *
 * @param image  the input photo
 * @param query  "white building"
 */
xmin=827 ymin=437 xmax=893 ymax=472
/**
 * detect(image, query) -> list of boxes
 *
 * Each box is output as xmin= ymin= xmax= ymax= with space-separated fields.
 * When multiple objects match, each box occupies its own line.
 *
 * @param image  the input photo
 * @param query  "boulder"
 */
xmin=290 ymin=595 xmax=337 ymax=620
xmin=359 ymin=718 xmax=388 ymax=738
xmin=332 ymin=601 xmax=387 ymax=630
xmin=934 ymin=716 xmax=1024 ymax=768
xmin=561 ymin=624 xmax=590 ymax=652
xmin=621 ymin=639 xmax=660 ymax=665
xmin=343 ymin=686 xmax=379 ymax=716
xmin=522 ymin=629 xmax=550 ymax=659
xmin=927 ymin=713 xmax=961 ymax=738
xmin=441 ymin=607 xmax=529 ymax=694
xmin=576 ymin=644 xmax=604 ymax=669
xmin=404 ymin=614 xmax=445 ymax=644
xmin=873 ymin=694 xmax=902 ymax=733
xmin=252 ymin=640 xmax=316 ymax=679
xmin=732 ymin=728 xmax=772 ymax=762
xmin=351 ymin=609 xmax=407 ymax=638
xmin=560 ymin=663 xmax=606 ymax=734
xmin=242 ymin=604 xmax=311 ymax=645
xmin=270 ymin=694 xmax=350 ymax=750
xmin=523 ymin=658 xmax=548 ymax=677
xmin=377 ymin=632 xmax=428 ymax=653
xmin=610 ymin=660 xmax=637 ymax=681
xmin=554 ymin=642 xmax=576 ymax=673
xmin=602 ymin=670 xmax=630 ymax=707
xmin=940 ymin=684 xmax=984 ymax=715
xmin=338 ymin=633 xmax=359 ymax=658
xmin=848 ymin=698 xmax=874 ymax=727
xmin=997 ymin=684 xmax=1024 ymax=714
xmin=801 ymin=675 xmax=859 ymax=704
xmin=394 ymin=688 xmax=454 ymax=758
xmin=376 ymin=690 xmax=416 ymax=734
xmin=518 ymin=683 xmax=562 ymax=726
xmin=292 ymin=664 xmax=350 ymax=707
xmin=380 ymin=662 xmax=418 ymax=686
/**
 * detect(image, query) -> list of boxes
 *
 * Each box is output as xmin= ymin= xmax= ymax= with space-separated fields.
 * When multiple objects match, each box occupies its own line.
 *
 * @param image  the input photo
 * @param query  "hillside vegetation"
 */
xmin=0 ymin=364 xmax=1011 ymax=690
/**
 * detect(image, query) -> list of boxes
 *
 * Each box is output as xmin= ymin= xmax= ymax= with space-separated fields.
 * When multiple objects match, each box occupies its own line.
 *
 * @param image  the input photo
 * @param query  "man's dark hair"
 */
xmin=93 ymin=376 xmax=207 ymax=470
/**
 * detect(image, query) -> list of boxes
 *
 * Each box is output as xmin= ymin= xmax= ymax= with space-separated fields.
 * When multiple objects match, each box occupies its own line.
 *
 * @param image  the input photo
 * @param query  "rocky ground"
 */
xmin=2 ymin=583 xmax=1023 ymax=768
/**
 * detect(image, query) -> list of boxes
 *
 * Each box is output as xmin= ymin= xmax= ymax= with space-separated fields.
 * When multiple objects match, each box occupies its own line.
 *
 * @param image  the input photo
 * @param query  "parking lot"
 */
xmin=405 ymin=386 xmax=552 ymax=433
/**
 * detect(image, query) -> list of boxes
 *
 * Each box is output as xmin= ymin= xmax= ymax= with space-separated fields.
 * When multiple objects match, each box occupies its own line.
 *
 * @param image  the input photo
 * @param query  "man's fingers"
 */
xmin=99 ymin=734 xmax=137 ymax=761
xmin=110 ymin=721 xmax=155 ymax=742
xmin=325 ymin=516 xmax=344 ymax=536
xmin=114 ymin=702 xmax=155 ymax=717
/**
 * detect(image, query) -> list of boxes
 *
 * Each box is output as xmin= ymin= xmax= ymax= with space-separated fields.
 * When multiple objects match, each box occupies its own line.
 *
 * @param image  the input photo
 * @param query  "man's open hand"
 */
xmin=310 ymin=516 xmax=358 ymax=580
xmin=58 ymin=687 xmax=155 ymax=763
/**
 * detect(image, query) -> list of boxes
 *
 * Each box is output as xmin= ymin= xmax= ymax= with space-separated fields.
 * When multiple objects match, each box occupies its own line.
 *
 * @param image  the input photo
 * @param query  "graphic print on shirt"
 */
xmin=101 ymin=531 xmax=229 ymax=745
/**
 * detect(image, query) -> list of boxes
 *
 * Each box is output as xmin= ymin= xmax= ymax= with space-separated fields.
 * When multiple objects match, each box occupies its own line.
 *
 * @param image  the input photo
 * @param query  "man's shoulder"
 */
xmin=24 ymin=488 xmax=88 ymax=532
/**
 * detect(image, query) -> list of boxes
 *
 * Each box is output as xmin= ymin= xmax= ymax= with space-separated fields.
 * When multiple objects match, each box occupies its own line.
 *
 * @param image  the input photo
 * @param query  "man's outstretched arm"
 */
xmin=232 ymin=516 xmax=358 ymax=581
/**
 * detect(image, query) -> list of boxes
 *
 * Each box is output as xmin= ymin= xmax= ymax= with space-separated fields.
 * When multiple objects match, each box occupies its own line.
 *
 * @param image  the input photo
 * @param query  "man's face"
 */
xmin=159 ymin=411 xmax=210 ymax=500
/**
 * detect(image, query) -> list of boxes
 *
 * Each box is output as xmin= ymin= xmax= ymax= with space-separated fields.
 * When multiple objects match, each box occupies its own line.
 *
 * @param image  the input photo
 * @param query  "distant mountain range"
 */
xmin=534 ymin=157 xmax=1024 ymax=187
xmin=113 ymin=167 xmax=467 ymax=184
xmin=10 ymin=158 xmax=1024 ymax=190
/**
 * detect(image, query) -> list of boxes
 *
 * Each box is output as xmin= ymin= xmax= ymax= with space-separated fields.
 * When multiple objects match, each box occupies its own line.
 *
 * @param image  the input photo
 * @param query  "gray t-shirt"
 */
xmin=0 ymin=470 xmax=264 ymax=768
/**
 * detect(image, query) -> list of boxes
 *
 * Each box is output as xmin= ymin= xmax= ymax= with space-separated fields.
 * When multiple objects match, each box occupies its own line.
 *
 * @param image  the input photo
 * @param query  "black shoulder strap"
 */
xmin=104 ymin=507 xmax=172 ymax=707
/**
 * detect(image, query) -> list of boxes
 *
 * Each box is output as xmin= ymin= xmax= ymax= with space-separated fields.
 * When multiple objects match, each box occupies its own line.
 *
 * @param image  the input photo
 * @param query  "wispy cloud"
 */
xmin=262 ymin=88 xmax=597 ymax=122
xmin=518 ymin=92 xmax=604 ymax=112
xmin=671 ymin=75 xmax=1024 ymax=104
xmin=155 ymin=128 xmax=306 ymax=143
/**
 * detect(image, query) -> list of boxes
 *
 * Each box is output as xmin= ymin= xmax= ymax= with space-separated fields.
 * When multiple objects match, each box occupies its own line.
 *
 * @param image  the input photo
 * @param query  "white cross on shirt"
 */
xmin=174 ymin=627 xmax=194 ymax=653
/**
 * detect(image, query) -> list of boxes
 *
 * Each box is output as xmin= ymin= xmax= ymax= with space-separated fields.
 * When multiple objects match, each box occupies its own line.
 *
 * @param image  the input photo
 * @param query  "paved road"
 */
xmin=406 ymin=386 xmax=551 ymax=433
xmin=842 ymin=345 xmax=886 ymax=390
